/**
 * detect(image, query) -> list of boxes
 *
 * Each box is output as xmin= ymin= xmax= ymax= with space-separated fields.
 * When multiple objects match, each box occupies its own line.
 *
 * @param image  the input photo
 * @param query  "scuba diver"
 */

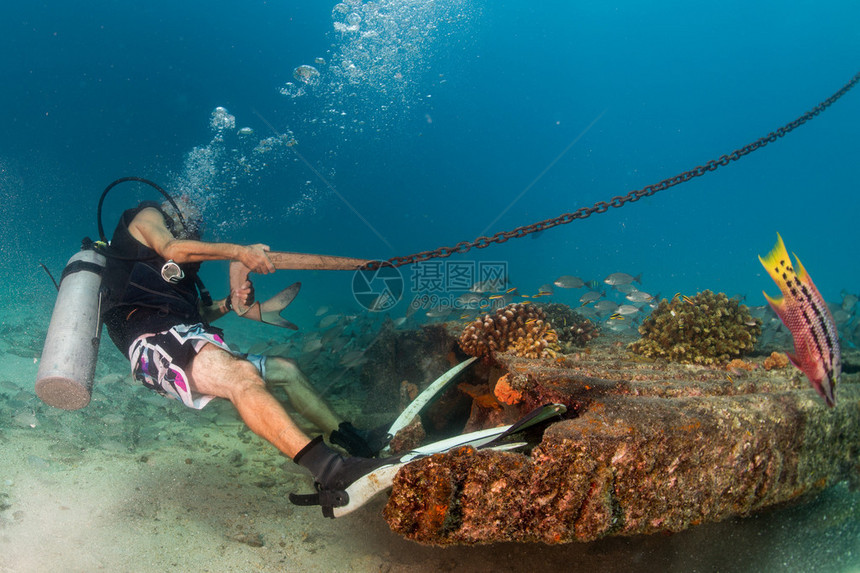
xmin=98 ymin=191 xmax=386 ymax=516
xmin=37 ymin=177 xmax=568 ymax=518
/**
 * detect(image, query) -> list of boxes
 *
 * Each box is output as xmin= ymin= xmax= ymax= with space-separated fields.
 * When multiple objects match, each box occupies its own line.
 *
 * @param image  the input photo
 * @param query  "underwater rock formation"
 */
xmin=359 ymin=323 xmax=456 ymax=415
xmin=537 ymin=302 xmax=600 ymax=351
xmin=628 ymin=290 xmax=761 ymax=364
xmin=459 ymin=303 xmax=560 ymax=360
xmin=382 ymin=337 xmax=860 ymax=546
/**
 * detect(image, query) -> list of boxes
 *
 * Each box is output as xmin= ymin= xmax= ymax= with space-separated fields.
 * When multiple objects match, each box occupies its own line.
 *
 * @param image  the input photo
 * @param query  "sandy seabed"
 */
xmin=3 ymin=411 xmax=860 ymax=571
xmin=2 ymin=332 xmax=859 ymax=572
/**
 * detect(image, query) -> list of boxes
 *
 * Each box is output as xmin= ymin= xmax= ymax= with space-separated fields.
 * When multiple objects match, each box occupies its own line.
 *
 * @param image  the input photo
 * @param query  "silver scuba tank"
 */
xmin=35 ymin=249 xmax=106 ymax=410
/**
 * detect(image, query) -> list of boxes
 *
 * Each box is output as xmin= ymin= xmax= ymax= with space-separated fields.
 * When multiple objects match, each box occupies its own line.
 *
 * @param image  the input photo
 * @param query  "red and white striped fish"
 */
xmin=759 ymin=233 xmax=841 ymax=407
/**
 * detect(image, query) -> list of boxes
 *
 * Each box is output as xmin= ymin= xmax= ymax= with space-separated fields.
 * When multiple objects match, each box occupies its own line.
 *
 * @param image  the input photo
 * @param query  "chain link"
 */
xmin=367 ymin=71 xmax=860 ymax=270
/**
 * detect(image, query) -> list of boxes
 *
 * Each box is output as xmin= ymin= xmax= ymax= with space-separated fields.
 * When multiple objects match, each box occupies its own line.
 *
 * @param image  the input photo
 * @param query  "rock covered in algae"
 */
xmin=628 ymin=290 xmax=761 ymax=364
xmin=383 ymin=369 xmax=860 ymax=546
xmin=459 ymin=303 xmax=559 ymax=359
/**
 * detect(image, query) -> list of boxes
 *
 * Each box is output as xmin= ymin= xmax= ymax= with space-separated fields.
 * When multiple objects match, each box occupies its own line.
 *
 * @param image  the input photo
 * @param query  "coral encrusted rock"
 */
xmin=628 ymin=290 xmax=761 ymax=365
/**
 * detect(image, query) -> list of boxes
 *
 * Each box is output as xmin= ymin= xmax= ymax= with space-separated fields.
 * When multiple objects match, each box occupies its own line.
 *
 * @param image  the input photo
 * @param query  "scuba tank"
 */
xmin=35 ymin=177 xmax=195 ymax=409
xmin=35 ymin=248 xmax=106 ymax=410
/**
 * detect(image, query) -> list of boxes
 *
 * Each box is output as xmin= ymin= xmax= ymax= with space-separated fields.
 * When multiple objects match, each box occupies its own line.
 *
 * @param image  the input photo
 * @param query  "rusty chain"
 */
xmin=369 ymin=71 xmax=859 ymax=270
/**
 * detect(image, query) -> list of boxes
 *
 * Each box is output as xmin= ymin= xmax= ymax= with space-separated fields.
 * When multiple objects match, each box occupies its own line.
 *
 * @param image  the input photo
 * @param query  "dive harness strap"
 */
xmin=195 ymin=275 xmax=213 ymax=307
xmin=60 ymin=259 xmax=105 ymax=282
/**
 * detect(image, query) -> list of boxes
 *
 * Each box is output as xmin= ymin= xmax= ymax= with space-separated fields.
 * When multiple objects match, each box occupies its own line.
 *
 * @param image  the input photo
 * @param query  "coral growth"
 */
xmin=628 ymin=290 xmax=761 ymax=365
xmin=537 ymin=302 xmax=600 ymax=351
xmin=494 ymin=373 xmax=524 ymax=405
xmin=726 ymin=358 xmax=756 ymax=372
xmin=459 ymin=303 xmax=560 ymax=359
xmin=388 ymin=416 xmax=426 ymax=455
xmin=764 ymin=351 xmax=790 ymax=370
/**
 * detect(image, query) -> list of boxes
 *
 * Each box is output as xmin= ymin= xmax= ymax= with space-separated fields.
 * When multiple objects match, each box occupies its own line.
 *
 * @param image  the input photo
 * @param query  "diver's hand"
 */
xmin=240 ymin=244 xmax=275 ymax=274
xmin=230 ymin=279 xmax=256 ymax=309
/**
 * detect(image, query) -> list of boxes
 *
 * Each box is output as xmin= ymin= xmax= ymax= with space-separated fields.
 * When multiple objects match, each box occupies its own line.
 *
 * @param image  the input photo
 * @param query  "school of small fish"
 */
xmin=234 ymin=235 xmax=855 ymax=412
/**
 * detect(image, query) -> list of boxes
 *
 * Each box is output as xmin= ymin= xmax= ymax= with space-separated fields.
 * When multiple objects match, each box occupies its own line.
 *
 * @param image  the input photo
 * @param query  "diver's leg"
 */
xmin=189 ymin=343 xmax=310 ymax=458
xmin=265 ymin=357 xmax=341 ymax=435
xmin=188 ymin=344 xmax=384 ymax=518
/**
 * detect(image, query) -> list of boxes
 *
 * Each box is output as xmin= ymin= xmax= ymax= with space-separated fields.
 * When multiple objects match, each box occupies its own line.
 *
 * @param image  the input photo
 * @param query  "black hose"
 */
xmin=97 ymin=176 xmax=187 ymax=243
xmin=39 ymin=263 xmax=60 ymax=291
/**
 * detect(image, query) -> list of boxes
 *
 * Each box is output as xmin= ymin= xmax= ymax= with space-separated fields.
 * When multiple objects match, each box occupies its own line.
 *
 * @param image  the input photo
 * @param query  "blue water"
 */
xmin=2 ymin=0 xmax=858 ymax=315
xmin=1 ymin=0 xmax=858 ymax=568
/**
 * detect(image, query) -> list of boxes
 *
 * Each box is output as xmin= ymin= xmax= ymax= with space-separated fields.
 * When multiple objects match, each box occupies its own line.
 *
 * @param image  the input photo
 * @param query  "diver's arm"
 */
xmin=129 ymin=207 xmax=275 ymax=274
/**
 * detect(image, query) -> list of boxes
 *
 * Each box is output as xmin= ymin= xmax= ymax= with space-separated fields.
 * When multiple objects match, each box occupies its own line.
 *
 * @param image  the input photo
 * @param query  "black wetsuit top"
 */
xmin=101 ymin=202 xmax=206 ymax=353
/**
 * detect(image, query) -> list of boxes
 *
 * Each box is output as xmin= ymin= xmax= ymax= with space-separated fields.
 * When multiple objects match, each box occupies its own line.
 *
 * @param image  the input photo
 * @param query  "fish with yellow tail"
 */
xmin=759 ymin=233 xmax=841 ymax=407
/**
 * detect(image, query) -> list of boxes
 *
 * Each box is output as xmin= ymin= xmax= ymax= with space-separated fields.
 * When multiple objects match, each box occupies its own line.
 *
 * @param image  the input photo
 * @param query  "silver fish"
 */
xmin=426 ymin=307 xmax=452 ymax=318
xmin=553 ymin=275 xmax=585 ymax=289
xmin=321 ymin=327 xmax=342 ymax=345
xmin=615 ymin=304 xmax=641 ymax=315
xmin=604 ymin=318 xmax=636 ymax=333
xmin=538 ymin=283 xmax=555 ymax=295
xmin=268 ymin=342 xmax=293 ymax=357
xmin=579 ymin=290 xmax=604 ymax=304
xmin=301 ymin=337 xmax=323 ymax=353
xmin=330 ymin=336 xmax=350 ymax=353
xmin=593 ymin=300 xmax=619 ymax=313
xmin=604 ymin=272 xmax=642 ymax=286
xmin=626 ymin=290 xmax=654 ymax=303
xmin=318 ymin=314 xmax=342 ymax=329
xmin=612 ymin=283 xmax=638 ymax=294
xmin=339 ymin=350 xmax=367 ymax=368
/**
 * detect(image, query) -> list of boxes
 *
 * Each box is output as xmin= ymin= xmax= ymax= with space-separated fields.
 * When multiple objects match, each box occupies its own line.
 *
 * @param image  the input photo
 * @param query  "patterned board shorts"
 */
xmin=128 ymin=323 xmax=266 ymax=409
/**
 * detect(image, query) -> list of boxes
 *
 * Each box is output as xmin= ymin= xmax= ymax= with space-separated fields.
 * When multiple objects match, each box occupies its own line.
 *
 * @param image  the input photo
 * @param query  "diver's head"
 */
xmin=161 ymin=194 xmax=204 ymax=239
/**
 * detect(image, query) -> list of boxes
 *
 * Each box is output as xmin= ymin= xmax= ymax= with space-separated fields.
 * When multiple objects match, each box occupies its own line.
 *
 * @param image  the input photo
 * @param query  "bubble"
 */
xmin=278 ymin=81 xmax=303 ymax=98
xmin=237 ymin=127 xmax=254 ymax=137
xmin=209 ymin=106 xmax=235 ymax=131
xmin=318 ymin=0 xmax=476 ymax=135
xmin=293 ymin=65 xmax=321 ymax=87
xmin=314 ymin=56 xmax=327 ymax=66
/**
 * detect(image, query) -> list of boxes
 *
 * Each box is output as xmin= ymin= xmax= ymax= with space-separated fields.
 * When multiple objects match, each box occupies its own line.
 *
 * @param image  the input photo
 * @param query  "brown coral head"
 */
xmin=458 ymin=303 xmax=560 ymax=359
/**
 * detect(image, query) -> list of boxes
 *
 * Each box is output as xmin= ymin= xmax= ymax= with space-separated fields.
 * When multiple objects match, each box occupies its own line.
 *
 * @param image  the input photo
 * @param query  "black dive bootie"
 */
xmin=290 ymin=436 xmax=388 ymax=517
xmin=329 ymin=421 xmax=392 ymax=457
